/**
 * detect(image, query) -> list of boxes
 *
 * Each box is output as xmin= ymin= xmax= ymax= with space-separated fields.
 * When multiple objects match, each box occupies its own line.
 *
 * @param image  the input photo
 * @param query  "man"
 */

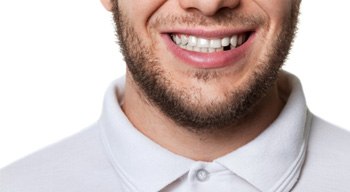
xmin=1 ymin=0 xmax=350 ymax=191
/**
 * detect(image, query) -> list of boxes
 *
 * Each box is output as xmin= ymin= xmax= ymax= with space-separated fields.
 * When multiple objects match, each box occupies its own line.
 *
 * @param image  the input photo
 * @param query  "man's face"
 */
xmin=110 ymin=0 xmax=300 ymax=132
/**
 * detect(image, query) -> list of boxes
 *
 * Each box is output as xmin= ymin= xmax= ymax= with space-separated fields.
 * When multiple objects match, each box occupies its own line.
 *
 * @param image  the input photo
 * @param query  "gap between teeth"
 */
xmin=171 ymin=34 xmax=247 ymax=53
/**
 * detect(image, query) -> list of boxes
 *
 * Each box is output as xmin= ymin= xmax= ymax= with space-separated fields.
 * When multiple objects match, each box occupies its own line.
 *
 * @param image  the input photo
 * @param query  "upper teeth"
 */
xmin=171 ymin=34 xmax=247 ymax=53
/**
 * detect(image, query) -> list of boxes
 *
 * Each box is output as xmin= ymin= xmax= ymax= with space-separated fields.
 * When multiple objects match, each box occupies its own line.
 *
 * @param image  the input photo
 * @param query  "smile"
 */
xmin=170 ymin=32 xmax=250 ymax=53
xmin=162 ymin=29 xmax=255 ymax=69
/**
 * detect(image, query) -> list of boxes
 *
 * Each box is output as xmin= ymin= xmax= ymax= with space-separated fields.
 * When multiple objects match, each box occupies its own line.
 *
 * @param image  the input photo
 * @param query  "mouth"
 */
xmin=161 ymin=29 xmax=255 ymax=69
xmin=169 ymin=32 xmax=252 ymax=53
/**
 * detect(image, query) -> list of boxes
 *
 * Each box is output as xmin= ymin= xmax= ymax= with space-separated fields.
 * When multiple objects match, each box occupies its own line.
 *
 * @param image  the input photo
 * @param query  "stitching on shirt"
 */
xmin=98 ymin=119 xmax=141 ymax=192
xmin=271 ymin=111 xmax=313 ymax=192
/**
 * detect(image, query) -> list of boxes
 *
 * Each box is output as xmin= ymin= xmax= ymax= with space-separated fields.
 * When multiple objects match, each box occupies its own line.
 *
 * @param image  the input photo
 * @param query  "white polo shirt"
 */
xmin=1 ymin=72 xmax=350 ymax=192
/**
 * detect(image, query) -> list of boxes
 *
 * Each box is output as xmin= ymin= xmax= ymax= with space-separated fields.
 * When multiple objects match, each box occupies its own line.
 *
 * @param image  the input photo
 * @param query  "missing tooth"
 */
xmin=223 ymin=46 xmax=231 ymax=51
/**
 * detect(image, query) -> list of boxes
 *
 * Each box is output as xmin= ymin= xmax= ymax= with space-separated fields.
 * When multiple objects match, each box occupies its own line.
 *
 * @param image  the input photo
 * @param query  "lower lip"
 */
xmin=162 ymin=33 xmax=255 ymax=69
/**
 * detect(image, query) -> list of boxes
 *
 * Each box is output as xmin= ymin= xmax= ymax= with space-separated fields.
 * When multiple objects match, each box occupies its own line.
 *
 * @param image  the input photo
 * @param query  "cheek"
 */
xmin=253 ymin=0 xmax=293 ymax=25
xmin=119 ymin=0 xmax=166 ymax=29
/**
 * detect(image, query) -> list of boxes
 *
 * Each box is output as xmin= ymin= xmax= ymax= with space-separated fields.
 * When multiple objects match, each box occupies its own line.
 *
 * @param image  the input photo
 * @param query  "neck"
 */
xmin=122 ymin=73 xmax=286 ymax=162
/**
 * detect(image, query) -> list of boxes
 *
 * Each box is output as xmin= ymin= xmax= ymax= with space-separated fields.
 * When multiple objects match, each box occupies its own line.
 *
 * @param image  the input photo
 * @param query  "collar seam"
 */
xmin=98 ymin=120 xmax=141 ymax=192
xmin=269 ymin=111 xmax=313 ymax=192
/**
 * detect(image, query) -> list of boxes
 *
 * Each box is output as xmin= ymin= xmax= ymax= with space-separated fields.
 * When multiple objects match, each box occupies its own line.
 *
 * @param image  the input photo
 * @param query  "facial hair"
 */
xmin=111 ymin=2 xmax=300 ymax=133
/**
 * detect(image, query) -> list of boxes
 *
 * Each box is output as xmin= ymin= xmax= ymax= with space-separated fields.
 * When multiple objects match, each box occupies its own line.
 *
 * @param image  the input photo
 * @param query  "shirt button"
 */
xmin=196 ymin=169 xmax=209 ymax=182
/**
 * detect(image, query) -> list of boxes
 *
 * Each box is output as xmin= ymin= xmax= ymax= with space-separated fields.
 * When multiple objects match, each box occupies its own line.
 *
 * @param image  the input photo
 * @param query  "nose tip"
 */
xmin=179 ymin=0 xmax=240 ymax=16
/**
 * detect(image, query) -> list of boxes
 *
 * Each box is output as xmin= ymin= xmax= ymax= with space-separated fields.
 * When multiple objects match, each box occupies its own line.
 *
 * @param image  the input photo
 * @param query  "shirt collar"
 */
xmin=98 ymin=71 xmax=311 ymax=192
xmin=216 ymin=72 xmax=311 ymax=191
xmin=98 ymin=77 xmax=194 ymax=192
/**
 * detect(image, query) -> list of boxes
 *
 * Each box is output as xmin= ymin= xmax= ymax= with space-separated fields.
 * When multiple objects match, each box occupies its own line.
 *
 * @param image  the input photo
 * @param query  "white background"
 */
xmin=0 ymin=0 xmax=349 ymax=168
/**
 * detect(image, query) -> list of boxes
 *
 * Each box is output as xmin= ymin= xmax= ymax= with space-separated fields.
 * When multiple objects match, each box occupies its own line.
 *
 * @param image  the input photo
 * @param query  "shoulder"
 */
xmin=294 ymin=115 xmax=350 ymax=191
xmin=0 ymin=124 xmax=123 ymax=192
xmin=308 ymin=116 xmax=350 ymax=155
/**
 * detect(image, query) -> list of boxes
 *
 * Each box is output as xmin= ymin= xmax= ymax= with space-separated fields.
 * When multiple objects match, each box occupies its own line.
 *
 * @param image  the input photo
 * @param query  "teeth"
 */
xmin=221 ymin=37 xmax=230 ymax=47
xmin=237 ymin=35 xmax=244 ymax=46
xmin=180 ymin=35 xmax=189 ymax=46
xmin=230 ymin=36 xmax=238 ymax=48
xmin=193 ymin=46 xmax=201 ymax=52
xmin=210 ymin=39 xmax=222 ymax=48
xmin=186 ymin=44 xmax=193 ymax=51
xmin=188 ymin=36 xmax=197 ymax=47
xmin=173 ymin=35 xmax=181 ymax=45
xmin=201 ymin=48 xmax=209 ymax=53
xmin=197 ymin=38 xmax=210 ymax=48
xmin=171 ymin=33 xmax=249 ymax=53
xmin=216 ymin=47 xmax=224 ymax=52
xmin=208 ymin=48 xmax=215 ymax=53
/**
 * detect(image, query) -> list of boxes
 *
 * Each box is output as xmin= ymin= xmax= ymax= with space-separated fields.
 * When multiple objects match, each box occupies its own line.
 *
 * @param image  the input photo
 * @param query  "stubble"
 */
xmin=111 ymin=2 xmax=300 ymax=133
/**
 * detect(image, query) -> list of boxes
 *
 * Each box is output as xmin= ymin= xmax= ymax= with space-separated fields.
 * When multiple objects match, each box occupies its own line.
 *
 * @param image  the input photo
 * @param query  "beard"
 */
xmin=111 ymin=2 xmax=300 ymax=133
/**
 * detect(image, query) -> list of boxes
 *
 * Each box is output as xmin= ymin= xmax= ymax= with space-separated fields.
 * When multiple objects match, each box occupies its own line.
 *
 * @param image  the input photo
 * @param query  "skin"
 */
xmin=100 ymin=0 xmax=300 ymax=161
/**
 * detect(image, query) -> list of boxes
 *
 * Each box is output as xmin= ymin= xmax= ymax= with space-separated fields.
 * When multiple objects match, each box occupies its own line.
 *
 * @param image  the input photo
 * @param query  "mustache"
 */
xmin=150 ymin=11 xmax=267 ymax=29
